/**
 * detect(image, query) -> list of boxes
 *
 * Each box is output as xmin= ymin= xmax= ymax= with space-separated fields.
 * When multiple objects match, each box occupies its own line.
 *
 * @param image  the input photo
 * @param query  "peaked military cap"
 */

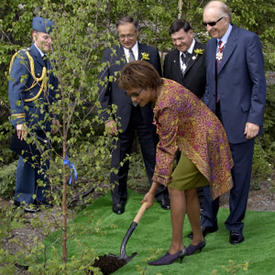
xmin=32 ymin=16 xmax=53 ymax=33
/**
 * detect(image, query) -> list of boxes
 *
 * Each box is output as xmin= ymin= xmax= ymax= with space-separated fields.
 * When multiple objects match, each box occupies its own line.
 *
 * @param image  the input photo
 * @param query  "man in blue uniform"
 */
xmin=8 ymin=16 xmax=58 ymax=212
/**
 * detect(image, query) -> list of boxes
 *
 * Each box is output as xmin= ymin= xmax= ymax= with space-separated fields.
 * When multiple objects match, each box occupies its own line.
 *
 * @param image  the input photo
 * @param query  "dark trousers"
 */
xmin=14 ymin=131 xmax=50 ymax=204
xmin=201 ymin=139 xmax=254 ymax=232
xmin=111 ymin=107 xmax=167 ymax=204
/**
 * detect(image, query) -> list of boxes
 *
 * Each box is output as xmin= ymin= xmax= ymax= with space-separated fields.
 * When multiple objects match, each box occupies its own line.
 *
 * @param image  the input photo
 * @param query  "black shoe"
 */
xmin=187 ymin=226 xmax=218 ymax=240
xmin=14 ymin=200 xmax=40 ymax=213
xmin=23 ymin=204 xmax=40 ymax=213
xmin=112 ymin=203 xmax=125 ymax=215
xmin=229 ymin=231 xmax=244 ymax=245
xmin=34 ymin=200 xmax=53 ymax=208
xmin=157 ymin=197 xmax=170 ymax=210
xmin=14 ymin=200 xmax=21 ymax=207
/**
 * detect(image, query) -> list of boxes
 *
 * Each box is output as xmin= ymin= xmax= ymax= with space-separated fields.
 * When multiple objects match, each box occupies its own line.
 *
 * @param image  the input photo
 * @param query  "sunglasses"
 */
xmin=202 ymin=17 xmax=223 ymax=27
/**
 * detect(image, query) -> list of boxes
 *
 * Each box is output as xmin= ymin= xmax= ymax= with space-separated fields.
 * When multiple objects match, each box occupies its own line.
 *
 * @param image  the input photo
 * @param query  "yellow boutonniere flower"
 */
xmin=141 ymin=52 xmax=150 ymax=60
xmin=243 ymin=262 xmax=249 ymax=271
xmin=194 ymin=48 xmax=204 ymax=55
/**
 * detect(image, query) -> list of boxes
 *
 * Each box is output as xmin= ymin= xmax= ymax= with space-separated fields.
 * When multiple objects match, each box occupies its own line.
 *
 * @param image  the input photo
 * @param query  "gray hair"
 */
xmin=116 ymin=16 xmax=139 ymax=31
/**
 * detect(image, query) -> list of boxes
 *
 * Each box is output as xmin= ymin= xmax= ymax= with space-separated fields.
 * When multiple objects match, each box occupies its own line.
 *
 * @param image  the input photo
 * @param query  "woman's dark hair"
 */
xmin=118 ymin=60 xmax=162 ymax=91
xmin=169 ymin=19 xmax=192 ymax=35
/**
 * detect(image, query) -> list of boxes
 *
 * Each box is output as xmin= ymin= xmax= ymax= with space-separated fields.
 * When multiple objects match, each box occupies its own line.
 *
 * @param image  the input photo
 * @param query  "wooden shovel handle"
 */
xmin=133 ymin=202 xmax=150 ymax=224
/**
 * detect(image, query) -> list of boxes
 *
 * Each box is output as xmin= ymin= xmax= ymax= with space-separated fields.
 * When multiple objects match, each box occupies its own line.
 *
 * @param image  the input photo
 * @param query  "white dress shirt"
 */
xmin=123 ymin=42 xmax=138 ymax=62
xmin=179 ymin=39 xmax=195 ymax=73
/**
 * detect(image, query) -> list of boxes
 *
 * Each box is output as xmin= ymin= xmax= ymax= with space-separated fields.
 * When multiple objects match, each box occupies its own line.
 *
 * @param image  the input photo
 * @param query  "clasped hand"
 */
xmin=16 ymin=123 xmax=28 ymax=140
xmin=142 ymin=192 xmax=155 ymax=208
xmin=105 ymin=119 xmax=118 ymax=135
xmin=16 ymin=118 xmax=60 ymax=141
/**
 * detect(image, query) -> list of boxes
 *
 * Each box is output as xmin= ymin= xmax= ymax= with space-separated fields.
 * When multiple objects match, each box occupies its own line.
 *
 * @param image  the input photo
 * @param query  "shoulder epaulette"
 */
xmin=9 ymin=48 xmax=47 ymax=102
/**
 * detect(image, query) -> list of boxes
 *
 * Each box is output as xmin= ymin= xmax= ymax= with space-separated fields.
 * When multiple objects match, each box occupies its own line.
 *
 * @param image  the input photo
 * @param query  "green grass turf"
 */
xmin=47 ymin=190 xmax=275 ymax=275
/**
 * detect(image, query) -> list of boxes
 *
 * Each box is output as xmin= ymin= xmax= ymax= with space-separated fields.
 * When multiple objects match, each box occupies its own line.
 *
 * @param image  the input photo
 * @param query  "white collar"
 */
xmin=123 ymin=42 xmax=138 ymax=60
xmin=218 ymin=24 xmax=232 ymax=45
xmin=34 ymin=43 xmax=45 ymax=57
xmin=180 ymin=39 xmax=195 ymax=55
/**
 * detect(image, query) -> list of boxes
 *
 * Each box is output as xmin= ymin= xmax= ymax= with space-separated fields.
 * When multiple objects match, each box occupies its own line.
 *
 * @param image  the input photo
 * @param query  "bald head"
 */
xmin=203 ymin=1 xmax=231 ymax=39
xmin=204 ymin=1 xmax=232 ymax=22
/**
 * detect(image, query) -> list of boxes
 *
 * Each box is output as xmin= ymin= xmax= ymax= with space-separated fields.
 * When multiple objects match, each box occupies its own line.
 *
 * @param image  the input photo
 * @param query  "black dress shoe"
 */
xmin=229 ymin=231 xmax=244 ymax=245
xmin=187 ymin=226 xmax=218 ymax=239
xmin=34 ymin=200 xmax=53 ymax=208
xmin=112 ymin=203 xmax=125 ymax=215
xmin=14 ymin=201 xmax=40 ymax=213
xmin=157 ymin=198 xmax=170 ymax=210
xmin=23 ymin=204 xmax=40 ymax=213
xmin=14 ymin=200 xmax=21 ymax=207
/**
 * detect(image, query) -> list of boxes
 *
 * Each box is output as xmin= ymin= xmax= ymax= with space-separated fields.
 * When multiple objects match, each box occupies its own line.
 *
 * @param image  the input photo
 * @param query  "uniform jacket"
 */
xmin=8 ymin=44 xmax=58 ymax=131
xmin=163 ymin=40 xmax=206 ymax=98
xmin=203 ymin=25 xmax=266 ymax=144
xmin=98 ymin=43 xmax=161 ymax=132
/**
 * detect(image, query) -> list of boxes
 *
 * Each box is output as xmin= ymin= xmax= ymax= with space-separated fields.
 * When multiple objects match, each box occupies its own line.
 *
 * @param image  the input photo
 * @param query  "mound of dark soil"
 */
xmin=88 ymin=254 xmax=127 ymax=275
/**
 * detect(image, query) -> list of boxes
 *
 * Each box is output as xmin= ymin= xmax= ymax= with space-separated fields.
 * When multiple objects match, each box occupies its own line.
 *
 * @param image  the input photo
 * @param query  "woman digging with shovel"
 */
xmin=118 ymin=60 xmax=233 ymax=266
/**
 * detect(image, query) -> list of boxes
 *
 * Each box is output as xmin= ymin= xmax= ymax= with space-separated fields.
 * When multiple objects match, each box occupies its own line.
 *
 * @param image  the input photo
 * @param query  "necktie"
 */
xmin=216 ymin=41 xmax=224 ymax=103
xmin=181 ymin=52 xmax=191 ymax=67
xmin=181 ymin=52 xmax=191 ymax=76
xmin=128 ymin=49 xmax=138 ymax=107
xmin=128 ymin=48 xmax=135 ymax=62
xmin=216 ymin=40 xmax=224 ymax=70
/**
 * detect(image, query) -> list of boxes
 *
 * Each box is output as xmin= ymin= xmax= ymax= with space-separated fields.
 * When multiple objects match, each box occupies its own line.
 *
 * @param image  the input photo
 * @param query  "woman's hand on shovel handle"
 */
xmin=142 ymin=181 xmax=159 ymax=208
xmin=142 ymin=192 xmax=155 ymax=208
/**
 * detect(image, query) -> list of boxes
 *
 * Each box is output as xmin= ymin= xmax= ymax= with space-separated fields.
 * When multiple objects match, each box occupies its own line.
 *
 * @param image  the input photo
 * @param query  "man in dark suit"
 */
xmin=163 ymin=19 xmax=206 ymax=212
xmin=163 ymin=19 xmax=206 ymax=99
xmin=8 ymin=16 xmax=58 ymax=212
xmin=98 ymin=16 xmax=170 ymax=214
xmin=200 ymin=1 xmax=266 ymax=244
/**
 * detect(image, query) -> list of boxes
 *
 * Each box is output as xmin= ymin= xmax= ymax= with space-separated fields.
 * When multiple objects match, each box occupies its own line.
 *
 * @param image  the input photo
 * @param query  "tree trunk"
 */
xmin=178 ymin=0 xmax=183 ymax=19
xmin=62 ymin=139 xmax=67 ymax=264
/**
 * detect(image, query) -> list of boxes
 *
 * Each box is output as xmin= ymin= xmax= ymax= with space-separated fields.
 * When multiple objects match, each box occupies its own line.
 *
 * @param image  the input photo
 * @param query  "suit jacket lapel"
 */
xmin=118 ymin=45 xmax=127 ymax=66
xmin=184 ymin=41 xmax=204 ymax=75
xmin=218 ymin=26 xmax=238 ymax=73
xmin=174 ymin=50 xmax=184 ymax=80
xmin=138 ymin=43 xmax=144 ymax=60
xmin=208 ymin=39 xmax=217 ymax=76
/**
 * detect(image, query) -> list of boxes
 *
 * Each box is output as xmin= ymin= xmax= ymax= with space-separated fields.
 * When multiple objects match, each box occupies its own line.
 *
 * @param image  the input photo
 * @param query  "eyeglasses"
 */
xmin=118 ymin=33 xmax=136 ymax=40
xmin=130 ymin=88 xmax=143 ymax=98
xmin=202 ymin=17 xmax=223 ymax=27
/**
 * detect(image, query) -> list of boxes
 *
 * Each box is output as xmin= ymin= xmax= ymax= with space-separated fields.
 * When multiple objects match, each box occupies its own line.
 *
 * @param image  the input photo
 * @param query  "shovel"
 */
xmin=118 ymin=201 xmax=150 ymax=260
xmin=91 ymin=202 xmax=150 ymax=275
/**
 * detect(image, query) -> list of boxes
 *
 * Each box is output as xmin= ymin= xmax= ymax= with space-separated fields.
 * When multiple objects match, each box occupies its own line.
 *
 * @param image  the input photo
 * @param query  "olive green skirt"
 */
xmin=169 ymin=151 xmax=209 ymax=191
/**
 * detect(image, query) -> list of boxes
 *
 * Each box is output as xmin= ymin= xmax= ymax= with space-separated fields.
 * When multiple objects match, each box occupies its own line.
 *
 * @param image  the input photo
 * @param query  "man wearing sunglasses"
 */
xmin=98 ymin=16 xmax=170 ymax=214
xmin=197 ymin=1 xmax=266 ymax=244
